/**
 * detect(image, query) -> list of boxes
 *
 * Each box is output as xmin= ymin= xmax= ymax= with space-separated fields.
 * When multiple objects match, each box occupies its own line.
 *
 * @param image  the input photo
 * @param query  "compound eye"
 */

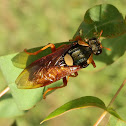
xmin=95 ymin=49 xmax=102 ymax=55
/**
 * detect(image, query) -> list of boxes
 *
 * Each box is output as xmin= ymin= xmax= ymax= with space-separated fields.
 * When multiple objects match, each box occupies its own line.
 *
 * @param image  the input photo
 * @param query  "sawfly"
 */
xmin=16 ymin=30 xmax=111 ymax=99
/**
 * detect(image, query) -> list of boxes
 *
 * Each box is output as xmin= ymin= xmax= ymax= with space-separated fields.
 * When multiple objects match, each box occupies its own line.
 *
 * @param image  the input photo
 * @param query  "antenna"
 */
xmin=99 ymin=30 xmax=111 ymax=51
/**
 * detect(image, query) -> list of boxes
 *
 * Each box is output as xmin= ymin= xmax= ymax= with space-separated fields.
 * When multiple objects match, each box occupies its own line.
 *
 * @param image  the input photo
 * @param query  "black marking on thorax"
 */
xmin=55 ymin=43 xmax=92 ymax=68
xmin=67 ymin=44 xmax=92 ymax=67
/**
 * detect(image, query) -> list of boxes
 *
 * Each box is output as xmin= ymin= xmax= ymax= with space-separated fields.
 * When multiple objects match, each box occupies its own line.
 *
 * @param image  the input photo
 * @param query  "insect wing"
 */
xmin=15 ymin=44 xmax=74 ymax=89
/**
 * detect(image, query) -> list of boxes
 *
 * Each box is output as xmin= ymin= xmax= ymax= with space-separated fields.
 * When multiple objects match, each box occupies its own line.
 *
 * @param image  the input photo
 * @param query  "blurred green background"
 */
xmin=0 ymin=0 xmax=126 ymax=126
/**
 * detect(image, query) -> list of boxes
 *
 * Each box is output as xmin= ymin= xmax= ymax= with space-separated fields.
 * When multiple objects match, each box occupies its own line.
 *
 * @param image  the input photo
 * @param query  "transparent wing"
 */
xmin=15 ymin=44 xmax=74 ymax=89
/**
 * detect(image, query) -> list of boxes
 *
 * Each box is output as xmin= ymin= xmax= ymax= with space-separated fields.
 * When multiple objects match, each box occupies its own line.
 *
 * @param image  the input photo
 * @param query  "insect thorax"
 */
xmin=66 ymin=44 xmax=92 ymax=67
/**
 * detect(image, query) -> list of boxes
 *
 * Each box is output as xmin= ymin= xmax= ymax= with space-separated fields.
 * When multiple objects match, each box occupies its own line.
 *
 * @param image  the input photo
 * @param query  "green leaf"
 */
xmin=0 ymin=95 xmax=24 ymax=117
xmin=74 ymin=4 xmax=126 ymax=39
xmin=40 ymin=96 xmax=123 ymax=124
xmin=107 ymin=108 xmax=124 ymax=121
xmin=107 ymin=116 xmax=126 ymax=126
xmin=0 ymin=54 xmax=43 ymax=110
xmin=9 ymin=83 xmax=43 ymax=110
xmin=73 ymin=4 xmax=126 ymax=71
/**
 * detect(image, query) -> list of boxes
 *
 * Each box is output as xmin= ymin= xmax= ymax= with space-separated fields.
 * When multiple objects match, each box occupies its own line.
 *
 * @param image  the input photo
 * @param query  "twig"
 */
xmin=108 ymin=79 xmax=126 ymax=107
xmin=0 ymin=87 xmax=10 ymax=98
xmin=93 ymin=79 xmax=126 ymax=126
xmin=93 ymin=111 xmax=108 ymax=126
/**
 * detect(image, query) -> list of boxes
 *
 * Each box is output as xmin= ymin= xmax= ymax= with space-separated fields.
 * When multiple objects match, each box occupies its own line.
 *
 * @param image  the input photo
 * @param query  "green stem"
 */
xmin=94 ymin=79 xmax=126 ymax=126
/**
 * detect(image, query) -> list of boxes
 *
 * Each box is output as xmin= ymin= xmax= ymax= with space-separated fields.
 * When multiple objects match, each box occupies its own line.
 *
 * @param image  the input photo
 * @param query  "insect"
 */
xmin=15 ymin=30 xmax=111 ymax=99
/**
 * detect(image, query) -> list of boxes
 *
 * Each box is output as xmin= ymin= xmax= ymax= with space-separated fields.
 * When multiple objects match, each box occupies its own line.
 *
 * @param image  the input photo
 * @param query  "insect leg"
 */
xmin=91 ymin=60 xmax=96 ymax=68
xmin=43 ymin=77 xmax=68 ymax=99
xmin=78 ymin=40 xmax=89 ymax=46
xmin=24 ymin=43 xmax=56 ymax=55
xmin=69 ymin=35 xmax=82 ymax=41
xmin=69 ymin=72 xmax=78 ymax=77
xmin=87 ymin=54 xmax=96 ymax=68
xmin=56 ymin=44 xmax=67 ymax=50
xmin=87 ymin=53 xmax=93 ymax=64
xmin=70 ymin=35 xmax=89 ymax=46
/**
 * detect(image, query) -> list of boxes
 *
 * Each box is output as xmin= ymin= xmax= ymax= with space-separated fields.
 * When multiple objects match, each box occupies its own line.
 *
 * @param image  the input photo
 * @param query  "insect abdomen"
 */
xmin=35 ymin=66 xmax=81 ymax=87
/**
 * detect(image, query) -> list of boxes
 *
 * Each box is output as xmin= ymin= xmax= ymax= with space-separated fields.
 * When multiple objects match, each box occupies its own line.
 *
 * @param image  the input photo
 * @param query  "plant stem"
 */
xmin=93 ymin=111 xmax=108 ymax=126
xmin=108 ymin=79 xmax=126 ymax=107
xmin=0 ymin=87 xmax=10 ymax=98
xmin=93 ymin=79 xmax=126 ymax=126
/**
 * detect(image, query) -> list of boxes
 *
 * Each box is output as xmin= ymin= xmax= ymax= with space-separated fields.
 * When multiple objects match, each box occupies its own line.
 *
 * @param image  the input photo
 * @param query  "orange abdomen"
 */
xmin=35 ymin=66 xmax=81 ymax=87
